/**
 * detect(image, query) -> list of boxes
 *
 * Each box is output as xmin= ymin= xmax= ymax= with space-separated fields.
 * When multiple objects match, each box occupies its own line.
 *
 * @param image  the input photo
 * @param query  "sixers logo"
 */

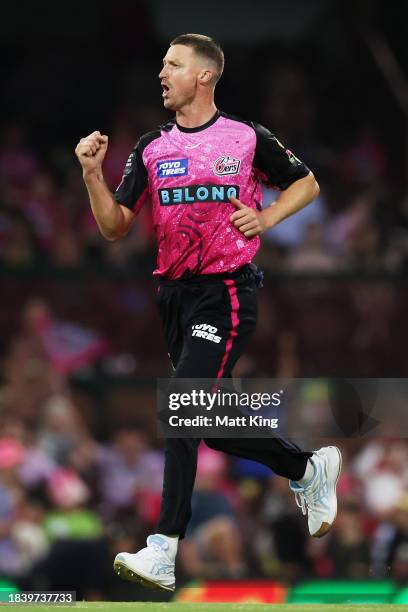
xmin=213 ymin=155 xmax=241 ymax=176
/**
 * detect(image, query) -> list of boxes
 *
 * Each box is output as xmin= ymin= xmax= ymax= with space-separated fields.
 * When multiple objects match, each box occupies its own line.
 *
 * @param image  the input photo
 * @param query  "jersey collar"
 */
xmin=176 ymin=110 xmax=220 ymax=133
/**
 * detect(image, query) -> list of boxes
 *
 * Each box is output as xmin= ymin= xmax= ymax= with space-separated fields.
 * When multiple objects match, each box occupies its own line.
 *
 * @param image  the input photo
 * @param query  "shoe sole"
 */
xmin=312 ymin=446 xmax=342 ymax=538
xmin=113 ymin=559 xmax=175 ymax=593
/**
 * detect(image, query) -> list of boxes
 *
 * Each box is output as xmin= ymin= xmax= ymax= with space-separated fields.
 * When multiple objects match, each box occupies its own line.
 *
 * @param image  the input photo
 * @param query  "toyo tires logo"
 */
xmin=157 ymin=158 xmax=188 ymax=178
xmin=213 ymin=155 xmax=241 ymax=176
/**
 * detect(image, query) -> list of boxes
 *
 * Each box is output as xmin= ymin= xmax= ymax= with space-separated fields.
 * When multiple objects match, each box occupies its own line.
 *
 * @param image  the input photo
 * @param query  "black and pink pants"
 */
xmin=156 ymin=264 xmax=311 ymax=538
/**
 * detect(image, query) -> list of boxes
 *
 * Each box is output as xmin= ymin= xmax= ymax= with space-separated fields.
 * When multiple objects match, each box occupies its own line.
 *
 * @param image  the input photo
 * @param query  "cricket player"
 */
xmin=75 ymin=33 xmax=341 ymax=592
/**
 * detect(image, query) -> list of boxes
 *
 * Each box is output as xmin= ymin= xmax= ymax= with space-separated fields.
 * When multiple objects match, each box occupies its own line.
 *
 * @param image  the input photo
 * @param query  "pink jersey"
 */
xmin=115 ymin=110 xmax=309 ymax=279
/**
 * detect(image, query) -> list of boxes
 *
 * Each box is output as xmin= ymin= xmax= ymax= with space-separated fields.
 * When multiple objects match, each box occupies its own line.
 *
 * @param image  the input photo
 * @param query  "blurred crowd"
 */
xmin=3 ymin=395 xmax=408 ymax=599
xmin=1 ymin=60 xmax=408 ymax=273
xmin=1 ymin=284 xmax=408 ymax=598
xmin=0 ymin=297 xmax=408 ymax=598
xmin=0 ymin=119 xmax=158 ymax=272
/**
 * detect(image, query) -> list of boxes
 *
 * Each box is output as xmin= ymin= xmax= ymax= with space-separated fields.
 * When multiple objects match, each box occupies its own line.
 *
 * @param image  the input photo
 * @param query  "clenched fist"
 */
xmin=75 ymin=131 xmax=108 ymax=176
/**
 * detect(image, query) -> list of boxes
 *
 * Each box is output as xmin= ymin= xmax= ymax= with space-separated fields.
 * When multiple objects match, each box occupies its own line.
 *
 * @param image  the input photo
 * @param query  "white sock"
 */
xmin=296 ymin=458 xmax=316 ymax=486
xmin=157 ymin=534 xmax=179 ymax=559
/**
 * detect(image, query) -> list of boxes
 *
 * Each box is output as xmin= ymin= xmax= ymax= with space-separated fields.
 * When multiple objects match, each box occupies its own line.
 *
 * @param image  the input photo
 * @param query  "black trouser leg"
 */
xmin=157 ymin=277 xmax=256 ymax=537
xmin=204 ymin=437 xmax=311 ymax=481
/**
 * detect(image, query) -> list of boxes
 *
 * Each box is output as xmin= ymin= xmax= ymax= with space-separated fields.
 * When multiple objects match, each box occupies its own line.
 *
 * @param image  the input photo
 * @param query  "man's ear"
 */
xmin=198 ymin=68 xmax=214 ymax=85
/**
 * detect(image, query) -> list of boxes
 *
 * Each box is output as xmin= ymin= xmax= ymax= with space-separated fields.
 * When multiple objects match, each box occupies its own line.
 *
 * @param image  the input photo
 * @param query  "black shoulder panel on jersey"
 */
xmin=250 ymin=121 xmax=310 ymax=190
xmin=114 ymin=129 xmax=161 ymax=210
xmin=160 ymin=119 xmax=176 ymax=132
xmin=219 ymin=110 xmax=250 ymax=126
xmin=219 ymin=112 xmax=310 ymax=190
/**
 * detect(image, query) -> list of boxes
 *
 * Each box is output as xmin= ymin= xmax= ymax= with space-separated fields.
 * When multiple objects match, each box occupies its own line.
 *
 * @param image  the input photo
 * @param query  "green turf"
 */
xmin=2 ymin=604 xmax=408 ymax=611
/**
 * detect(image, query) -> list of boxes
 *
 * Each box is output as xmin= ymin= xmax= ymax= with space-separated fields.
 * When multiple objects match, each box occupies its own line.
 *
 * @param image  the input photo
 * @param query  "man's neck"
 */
xmin=176 ymin=102 xmax=218 ymax=129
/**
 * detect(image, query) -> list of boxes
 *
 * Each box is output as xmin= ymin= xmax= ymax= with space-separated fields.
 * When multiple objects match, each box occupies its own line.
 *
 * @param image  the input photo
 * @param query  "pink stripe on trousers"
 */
xmin=216 ymin=279 xmax=240 ymax=379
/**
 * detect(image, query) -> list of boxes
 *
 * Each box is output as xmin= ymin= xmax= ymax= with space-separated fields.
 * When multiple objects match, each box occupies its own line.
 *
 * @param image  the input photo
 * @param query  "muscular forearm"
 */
xmin=83 ymin=170 xmax=128 ymax=240
xmin=261 ymin=172 xmax=320 ymax=230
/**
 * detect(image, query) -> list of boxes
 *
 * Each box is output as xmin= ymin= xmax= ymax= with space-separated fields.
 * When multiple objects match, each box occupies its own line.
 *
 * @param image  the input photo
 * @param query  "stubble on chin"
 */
xmin=163 ymin=99 xmax=178 ymax=112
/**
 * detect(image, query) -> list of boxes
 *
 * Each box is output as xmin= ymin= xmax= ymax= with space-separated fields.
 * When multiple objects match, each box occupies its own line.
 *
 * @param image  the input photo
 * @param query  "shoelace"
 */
xmin=294 ymin=468 xmax=329 ymax=517
xmin=145 ymin=543 xmax=174 ymax=577
xmin=295 ymin=492 xmax=307 ymax=515
xmin=149 ymin=543 xmax=163 ymax=554
xmin=146 ymin=542 xmax=172 ymax=563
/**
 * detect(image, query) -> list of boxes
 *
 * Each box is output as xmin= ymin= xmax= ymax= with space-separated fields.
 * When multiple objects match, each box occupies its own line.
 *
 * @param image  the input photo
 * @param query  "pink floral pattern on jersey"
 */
xmin=143 ymin=115 xmax=262 ymax=279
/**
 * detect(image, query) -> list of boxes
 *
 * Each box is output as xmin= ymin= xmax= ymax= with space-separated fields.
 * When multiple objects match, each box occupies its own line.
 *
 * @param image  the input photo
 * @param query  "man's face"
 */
xmin=159 ymin=45 xmax=205 ymax=111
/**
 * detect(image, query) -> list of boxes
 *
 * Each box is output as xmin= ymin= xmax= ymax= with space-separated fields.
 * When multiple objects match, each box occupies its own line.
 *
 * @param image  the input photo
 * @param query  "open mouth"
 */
xmin=162 ymin=83 xmax=170 ymax=98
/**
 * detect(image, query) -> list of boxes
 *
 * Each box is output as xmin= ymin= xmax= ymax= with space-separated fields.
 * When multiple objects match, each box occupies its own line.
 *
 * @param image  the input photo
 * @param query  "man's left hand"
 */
xmin=229 ymin=196 xmax=269 ymax=238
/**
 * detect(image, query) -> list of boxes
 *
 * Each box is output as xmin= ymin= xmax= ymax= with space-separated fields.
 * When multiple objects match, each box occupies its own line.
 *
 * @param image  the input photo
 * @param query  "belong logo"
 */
xmin=158 ymin=184 xmax=239 ymax=206
xmin=157 ymin=158 xmax=188 ymax=178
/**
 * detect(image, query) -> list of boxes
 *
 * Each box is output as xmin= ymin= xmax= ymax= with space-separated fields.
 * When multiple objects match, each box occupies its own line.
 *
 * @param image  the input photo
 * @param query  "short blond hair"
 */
xmin=170 ymin=33 xmax=224 ymax=83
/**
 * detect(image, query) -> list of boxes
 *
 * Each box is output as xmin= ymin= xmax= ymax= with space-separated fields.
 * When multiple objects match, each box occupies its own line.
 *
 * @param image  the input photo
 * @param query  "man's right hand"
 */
xmin=75 ymin=131 xmax=108 ymax=176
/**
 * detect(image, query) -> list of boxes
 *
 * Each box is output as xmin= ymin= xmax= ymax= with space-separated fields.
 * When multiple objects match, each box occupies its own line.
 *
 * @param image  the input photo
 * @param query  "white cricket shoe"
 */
xmin=289 ymin=446 xmax=342 ymax=537
xmin=114 ymin=534 xmax=175 ymax=592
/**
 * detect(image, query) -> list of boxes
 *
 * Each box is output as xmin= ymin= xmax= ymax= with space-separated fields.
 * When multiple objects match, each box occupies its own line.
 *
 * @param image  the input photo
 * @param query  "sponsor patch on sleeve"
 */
xmin=157 ymin=158 xmax=189 ymax=178
xmin=285 ymin=149 xmax=301 ymax=165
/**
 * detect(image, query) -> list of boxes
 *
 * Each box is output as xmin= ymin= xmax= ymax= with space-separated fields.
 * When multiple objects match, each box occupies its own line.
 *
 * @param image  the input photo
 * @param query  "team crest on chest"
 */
xmin=212 ymin=155 xmax=241 ymax=176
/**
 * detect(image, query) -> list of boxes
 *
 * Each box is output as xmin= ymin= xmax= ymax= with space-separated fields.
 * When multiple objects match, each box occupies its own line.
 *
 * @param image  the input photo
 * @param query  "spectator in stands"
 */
xmin=324 ymin=502 xmax=370 ymax=579
xmin=372 ymin=494 xmax=408 ymax=582
xmin=258 ymin=474 xmax=310 ymax=582
xmin=0 ymin=123 xmax=40 ymax=187
xmin=97 ymin=428 xmax=163 ymax=523
xmin=180 ymin=447 xmax=245 ymax=579
xmin=286 ymin=221 xmax=342 ymax=271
